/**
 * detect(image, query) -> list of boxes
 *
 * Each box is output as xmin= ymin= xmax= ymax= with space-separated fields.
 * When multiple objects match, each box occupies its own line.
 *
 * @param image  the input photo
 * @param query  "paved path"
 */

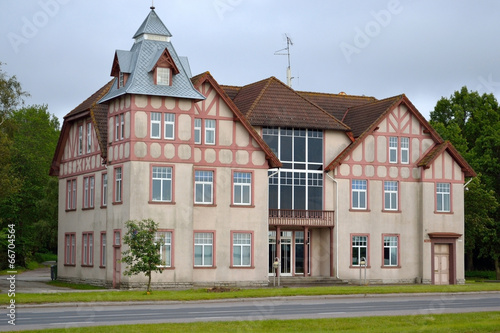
xmin=0 ymin=262 xmax=75 ymax=294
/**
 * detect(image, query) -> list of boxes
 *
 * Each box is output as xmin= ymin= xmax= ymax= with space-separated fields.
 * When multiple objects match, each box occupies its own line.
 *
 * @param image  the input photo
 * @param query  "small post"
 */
xmin=359 ymin=257 xmax=366 ymax=286
xmin=273 ymin=257 xmax=281 ymax=287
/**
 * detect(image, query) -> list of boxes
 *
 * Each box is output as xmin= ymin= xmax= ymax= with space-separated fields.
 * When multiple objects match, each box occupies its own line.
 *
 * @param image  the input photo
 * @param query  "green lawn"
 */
xmin=17 ymin=312 xmax=500 ymax=332
xmin=3 ymin=282 xmax=499 ymax=304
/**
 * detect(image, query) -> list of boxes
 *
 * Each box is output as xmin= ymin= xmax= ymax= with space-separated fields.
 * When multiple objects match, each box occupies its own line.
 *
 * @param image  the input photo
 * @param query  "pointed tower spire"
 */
xmin=133 ymin=7 xmax=171 ymax=41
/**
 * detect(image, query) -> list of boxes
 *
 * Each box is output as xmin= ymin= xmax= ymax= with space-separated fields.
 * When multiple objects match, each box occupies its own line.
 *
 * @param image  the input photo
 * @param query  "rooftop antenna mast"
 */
xmin=275 ymin=34 xmax=294 ymax=87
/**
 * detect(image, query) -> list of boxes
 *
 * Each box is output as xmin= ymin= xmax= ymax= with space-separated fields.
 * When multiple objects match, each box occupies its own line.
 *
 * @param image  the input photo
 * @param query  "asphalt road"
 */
xmin=2 ymin=293 xmax=500 ymax=331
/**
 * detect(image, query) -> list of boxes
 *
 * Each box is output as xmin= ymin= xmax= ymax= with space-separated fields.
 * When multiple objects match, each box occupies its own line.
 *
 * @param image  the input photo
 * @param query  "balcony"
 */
xmin=268 ymin=209 xmax=334 ymax=227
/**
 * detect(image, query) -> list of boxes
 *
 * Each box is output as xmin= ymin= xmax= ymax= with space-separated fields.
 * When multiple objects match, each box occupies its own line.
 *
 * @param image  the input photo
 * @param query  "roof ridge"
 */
xmin=239 ymin=77 xmax=274 ymax=119
xmin=298 ymin=90 xmax=377 ymax=100
xmin=342 ymin=94 xmax=403 ymax=122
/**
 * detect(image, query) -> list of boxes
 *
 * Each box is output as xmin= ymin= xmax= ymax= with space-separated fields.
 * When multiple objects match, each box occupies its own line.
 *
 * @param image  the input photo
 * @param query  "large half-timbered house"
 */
xmin=51 ymin=8 xmax=474 ymax=288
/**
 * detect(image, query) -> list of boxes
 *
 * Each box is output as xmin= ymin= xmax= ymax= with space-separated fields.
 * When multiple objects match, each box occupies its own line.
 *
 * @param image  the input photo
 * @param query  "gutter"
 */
xmin=326 ymin=171 xmax=339 ymax=279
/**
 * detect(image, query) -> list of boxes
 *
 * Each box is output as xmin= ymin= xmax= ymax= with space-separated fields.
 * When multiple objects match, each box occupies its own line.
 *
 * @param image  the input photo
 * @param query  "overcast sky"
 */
xmin=2 ymin=0 xmax=500 ymax=124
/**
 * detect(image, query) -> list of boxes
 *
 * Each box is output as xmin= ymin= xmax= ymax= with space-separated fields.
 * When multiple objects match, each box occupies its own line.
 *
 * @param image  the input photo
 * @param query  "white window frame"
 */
xmin=195 ymin=170 xmax=213 ymax=204
xmin=155 ymin=231 xmax=172 ymax=267
xmin=115 ymin=167 xmax=122 ymax=203
xmin=78 ymin=125 xmax=83 ymax=155
xmin=389 ymin=136 xmax=398 ymax=163
xmin=164 ymin=113 xmax=175 ymax=140
xmin=67 ymin=179 xmax=77 ymax=210
xmin=120 ymin=114 xmax=125 ymax=140
xmin=119 ymin=72 xmax=124 ymax=88
xmin=194 ymin=118 xmax=202 ymax=144
xmin=205 ymin=119 xmax=216 ymax=145
xmin=351 ymin=179 xmax=367 ymax=210
xmin=64 ymin=233 xmax=76 ymax=265
xmin=233 ymin=172 xmax=252 ymax=205
xmin=115 ymin=115 xmax=120 ymax=141
xmin=384 ymin=181 xmax=398 ymax=211
xmin=101 ymin=173 xmax=107 ymax=207
xmin=232 ymin=232 xmax=251 ymax=267
xmin=100 ymin=232 xmax=106 ymax=267
xmin=194 ymin=232 xmax=214 ymax=267
xmin=437 ymin=183 xmax=451 ymax=212
xmin=87 ymin=122 xmax=92 ymax=153
xmin=351 ymin=235 xmax=368 ymax=266
xmin=151 ymin=112 xmax=161 ymax=139
xmin=157 ymin=67 xmax=171 ymax=86
xmin=152 ymin=166 xmax=172 ymax=202
xmin=383 ymin=235 xmax=399 ymax=267
xmin=82 ymin=232 xmax=93 ymax=266
xmin=401 ymin=137 xmax=409 ymax=164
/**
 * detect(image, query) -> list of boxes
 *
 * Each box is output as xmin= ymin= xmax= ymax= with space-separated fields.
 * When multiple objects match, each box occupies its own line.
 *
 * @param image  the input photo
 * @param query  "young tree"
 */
xmin=0 ymin=62 xmax=29 ymax=126
xmin=121 ymin=219 xmax=163 ymax=292
xmin=430 ymin=86 xmax=500 ymax=278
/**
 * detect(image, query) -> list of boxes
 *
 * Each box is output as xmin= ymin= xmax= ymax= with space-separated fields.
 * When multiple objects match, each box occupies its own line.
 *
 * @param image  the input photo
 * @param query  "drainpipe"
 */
xmin=326 ymin=171 xmax=339 ymax=279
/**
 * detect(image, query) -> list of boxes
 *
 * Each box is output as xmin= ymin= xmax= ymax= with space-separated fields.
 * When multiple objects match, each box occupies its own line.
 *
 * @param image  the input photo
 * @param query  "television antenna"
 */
xmin=275 ymin=34 xmax=294 ymax=87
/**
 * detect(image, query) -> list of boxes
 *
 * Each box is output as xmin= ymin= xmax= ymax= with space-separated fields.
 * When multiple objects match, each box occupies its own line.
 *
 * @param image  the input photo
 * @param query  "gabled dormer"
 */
xmin=110 ymin=50 xmax=134 ymax=89
xmin=148 ymin=48 xmax=180 ymax=86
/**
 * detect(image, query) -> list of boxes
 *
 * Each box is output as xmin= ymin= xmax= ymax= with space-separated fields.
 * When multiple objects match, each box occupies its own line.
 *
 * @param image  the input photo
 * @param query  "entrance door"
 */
xmin=434 ymin=244 xmax=450 ymax=285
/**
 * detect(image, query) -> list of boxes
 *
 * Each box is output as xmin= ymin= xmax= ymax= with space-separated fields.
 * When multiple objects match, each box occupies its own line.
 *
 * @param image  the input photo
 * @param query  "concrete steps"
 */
xmin=269 ymin=276 xmax=349 ymax=287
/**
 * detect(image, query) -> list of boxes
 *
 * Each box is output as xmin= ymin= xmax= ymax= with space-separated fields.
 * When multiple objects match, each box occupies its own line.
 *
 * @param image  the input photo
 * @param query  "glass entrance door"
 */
xmin=280 ymin=232 xmax=292 ymax=276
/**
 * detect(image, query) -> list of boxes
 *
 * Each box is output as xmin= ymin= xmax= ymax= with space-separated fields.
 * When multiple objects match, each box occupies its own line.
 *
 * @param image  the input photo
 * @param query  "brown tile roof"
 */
xmin=417 ymin=141 xmax=476 ymax=177
xmin=192 ymin=72 xmax=281 ymax=168
xmin=50 ymin=81 xmax=113 ymax=176
xmin=298 ymin=91 xmax=376 ymax=122
xmin=343 ymin=95 xmax=403 ymax=138
xmin=222 ymin=77 xmax=350 ymax=131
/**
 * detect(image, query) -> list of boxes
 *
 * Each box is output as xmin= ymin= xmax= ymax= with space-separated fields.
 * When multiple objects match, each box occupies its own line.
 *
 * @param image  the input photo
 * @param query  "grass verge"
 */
xmin=3 ymin=282 xmax=499 ymax=305
xmin=17 ymin=312 xmax=500 ymax=332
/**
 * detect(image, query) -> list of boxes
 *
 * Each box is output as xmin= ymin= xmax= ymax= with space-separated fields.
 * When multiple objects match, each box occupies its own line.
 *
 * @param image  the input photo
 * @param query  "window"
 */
xmin=119 ymin=72 xmax=124 ymax=88
xmin=120 ymin=114 xmax=125 ymax=140
xmin=263 ymin=128 xmax=324 ymax=211
xmin=157 ymin=67 xmax=170 ymax=85
xmin=383 ymin=235 xmax=399 ymax=267
xmin=151 ymin=112 xmax=161 ymax=139
xmin=401 ymin=137 xmax=409 ymax=164
xmin=87 ymin=122 xmax=92 ymax=153
xmin=195 ymin=170 xmax=213 ymax=204
xmin=82 ymin=232 xmax=93 ymax=266
xmin=64 ymin=233 xmax=76 ymax=265
xmin=384 ymin=181 xmax=398 ymax=211
xmin=194 ymin=232 xmax=213 ymax=267
xmin=437 ymin=183 xmax=451 ymax=212
xmin=233 ymin=172 xmax=252 ymax=205
xmin=102 ymin=173 xmax=107 ymax=207
xmin=194 ymin=118 xmax=201 ymax=144
xmin=114 ymin=167 xmax=122 ymax=203
xmin=152 ymin=166 xmax=172 ymax=202
xmin=232 ymin=232 xmax=252 ymax=267
xmin=115 ymin=115 xmax=119 ymax=141
xmin=114 ymin=230 xmax=121 ymax=246
xmin=205 ymin=119 xmax=216 ymax=145
xmin=100 ymin=232 xmax=106 ymax=267
xmin=155 ymin=231 xmax=172 ymax=267
xmin=66 ymin=179 xmax=77 ymax=210
xmin=78 ymin=125 xmax=83 ymax=155
xmin=389 ymin=136 xmax=398 ymax=163
xmin=164 ymin=113 xmax=175 ymax=140
xmin=351 ymin=235 xmax=368 ymax=266
xmin=83 ymin=176 xmax=95 ymax=209
xmin=352 ymin=179 xmax=367 ymax=210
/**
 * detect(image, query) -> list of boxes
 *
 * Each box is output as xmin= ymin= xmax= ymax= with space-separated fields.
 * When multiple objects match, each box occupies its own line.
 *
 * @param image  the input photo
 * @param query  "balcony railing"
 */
xmin=268 ymin=209 xmax=334 ymax=227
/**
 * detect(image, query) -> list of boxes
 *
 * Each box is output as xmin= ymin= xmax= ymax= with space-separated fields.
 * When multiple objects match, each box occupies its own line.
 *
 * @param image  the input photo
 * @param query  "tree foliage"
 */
xmin=430 ymin=86 xmax=500 ymax=278
xmin=0 ymin=105 xmax=60 ymax=267
xmin=0 ymin=62 xmax=29 ymax=126
xmin=121 ymin=219 xmax=163 ymax=292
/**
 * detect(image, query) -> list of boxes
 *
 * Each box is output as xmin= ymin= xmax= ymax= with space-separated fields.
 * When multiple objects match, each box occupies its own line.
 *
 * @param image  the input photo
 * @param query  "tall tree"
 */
xmin=430 ymin=86 xmax=500 ymax=278
xmin=121 ymin=219 xmax=163 ymax=293
xmin=0 ymin=62 xmax=29 ymax=126
xmin=0 ymin=105 xmax=60 ymax=267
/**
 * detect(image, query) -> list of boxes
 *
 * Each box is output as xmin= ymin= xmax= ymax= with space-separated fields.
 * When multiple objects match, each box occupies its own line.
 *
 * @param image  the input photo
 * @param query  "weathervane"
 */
xmin=151 ymin=0 xmax=155 ymax=9
xmin=275 ymin=34 xmax=294 ymax=87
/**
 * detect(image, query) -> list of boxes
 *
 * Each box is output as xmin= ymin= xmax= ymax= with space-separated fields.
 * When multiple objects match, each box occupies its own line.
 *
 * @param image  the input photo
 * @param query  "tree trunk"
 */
xmin=495 ymin=258 xmax=500 ymax=281
xmin=147 ymin=272 xmax=152 ymax=293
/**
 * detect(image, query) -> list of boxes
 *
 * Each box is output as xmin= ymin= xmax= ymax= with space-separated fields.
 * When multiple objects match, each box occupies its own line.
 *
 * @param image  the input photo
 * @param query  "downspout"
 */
xmin=326 ymin=171 xmax=339 ymax=279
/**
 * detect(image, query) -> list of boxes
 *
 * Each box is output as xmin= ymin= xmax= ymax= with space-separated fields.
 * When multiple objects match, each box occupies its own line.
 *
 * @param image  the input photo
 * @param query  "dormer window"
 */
xmin=156 ymin=67 xmax=171 ymax=86
xmin=119 ymin=72 xmax=124 ymax=88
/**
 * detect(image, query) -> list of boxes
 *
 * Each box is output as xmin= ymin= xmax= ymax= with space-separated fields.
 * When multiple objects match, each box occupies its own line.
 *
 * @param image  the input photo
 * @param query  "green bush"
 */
xmin=465 ymin=271 xmax=496 ymax=280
